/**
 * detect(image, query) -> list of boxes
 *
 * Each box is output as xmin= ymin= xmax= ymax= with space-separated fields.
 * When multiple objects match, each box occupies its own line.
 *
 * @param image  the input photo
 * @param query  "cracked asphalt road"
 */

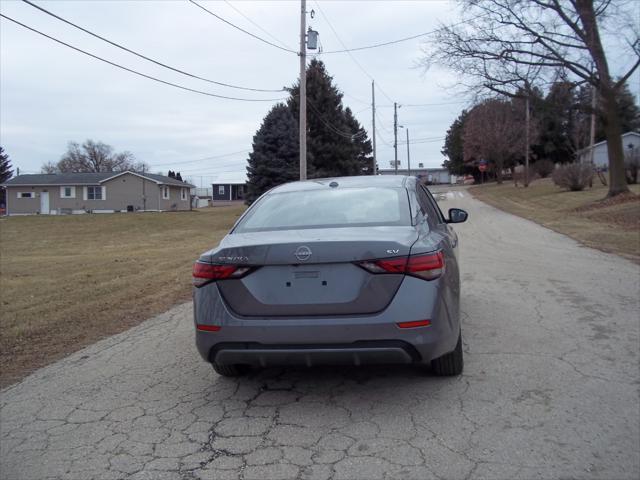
xmin=1 ymin=189 xmax=639 ymax=480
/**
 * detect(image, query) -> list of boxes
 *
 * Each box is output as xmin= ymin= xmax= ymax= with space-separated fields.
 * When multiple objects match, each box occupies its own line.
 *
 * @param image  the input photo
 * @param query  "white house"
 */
xmin=577 ymin=131 xmax=640 ymax=168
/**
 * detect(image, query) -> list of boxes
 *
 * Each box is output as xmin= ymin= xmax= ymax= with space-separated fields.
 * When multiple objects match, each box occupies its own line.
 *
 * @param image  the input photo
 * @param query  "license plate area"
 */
xmin=243 ymin=264 xmax=364 ymax=305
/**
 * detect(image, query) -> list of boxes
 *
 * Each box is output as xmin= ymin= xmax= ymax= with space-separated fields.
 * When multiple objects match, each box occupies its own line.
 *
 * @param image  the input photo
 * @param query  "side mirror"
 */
xmin=447 ymin=208 xmax=468 ymax=224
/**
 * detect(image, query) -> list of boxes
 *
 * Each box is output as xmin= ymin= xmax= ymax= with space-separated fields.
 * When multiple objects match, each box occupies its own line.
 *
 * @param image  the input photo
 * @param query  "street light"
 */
xmin=398 ymin=125 xmax=411 ymax=176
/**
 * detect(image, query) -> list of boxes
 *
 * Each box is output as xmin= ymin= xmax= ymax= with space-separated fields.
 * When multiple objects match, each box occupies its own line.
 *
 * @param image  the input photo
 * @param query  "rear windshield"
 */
xmin=234 ymin=187 xmax=412 ymax=233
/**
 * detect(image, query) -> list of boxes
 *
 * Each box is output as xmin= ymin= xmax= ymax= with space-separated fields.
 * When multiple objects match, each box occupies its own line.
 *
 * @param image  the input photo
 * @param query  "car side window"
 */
xmin=416 ymin=186 xmax=441 ymax=226
xmin=422 ymin=186 xmax=446 ymax=224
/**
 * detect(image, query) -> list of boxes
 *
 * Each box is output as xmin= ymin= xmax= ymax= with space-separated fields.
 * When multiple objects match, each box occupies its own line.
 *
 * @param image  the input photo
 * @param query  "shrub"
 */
xmin=534 ymin=159 xmax=555 ymax=178
xmin=625 ymin=151 xmax=639 ymax=184
xmin=552 ymin=162 xmax=594 ymax=191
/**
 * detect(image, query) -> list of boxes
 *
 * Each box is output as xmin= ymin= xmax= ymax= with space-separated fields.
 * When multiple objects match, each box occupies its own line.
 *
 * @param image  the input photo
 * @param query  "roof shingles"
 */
xmin=2 ymin=171 xmax=193 ymax=187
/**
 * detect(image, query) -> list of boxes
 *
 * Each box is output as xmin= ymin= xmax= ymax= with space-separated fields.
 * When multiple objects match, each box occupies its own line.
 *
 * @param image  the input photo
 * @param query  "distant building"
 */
xmin=1 ymin=171 xmax=194 ymax=215
xmin=211 ymin=172 xmax=247 ymax=202
xmin=378 ymin=167 xmax=451 ymax=184
xmin=191 ymin=187 xmax=213 ymax=199
xmin=577 ymin=131 xmax=640 ymax=168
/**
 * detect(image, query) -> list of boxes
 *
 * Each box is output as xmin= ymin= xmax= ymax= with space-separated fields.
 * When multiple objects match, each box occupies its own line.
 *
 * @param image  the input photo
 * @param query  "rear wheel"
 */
xmin=431 ymin=331 xmax=463 ymax=376
xmin=212 ymin=363 xmax=248 ymax=377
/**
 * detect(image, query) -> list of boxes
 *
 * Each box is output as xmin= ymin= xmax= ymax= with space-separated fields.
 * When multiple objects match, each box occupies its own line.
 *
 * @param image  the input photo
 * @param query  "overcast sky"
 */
xmin=1 ymin=1 xmax=637 ymax=187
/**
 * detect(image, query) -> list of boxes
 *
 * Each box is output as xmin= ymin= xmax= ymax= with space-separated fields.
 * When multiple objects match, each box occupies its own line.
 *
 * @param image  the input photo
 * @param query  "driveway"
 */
xmin=1 ymin=188 xmax=639 ymax=480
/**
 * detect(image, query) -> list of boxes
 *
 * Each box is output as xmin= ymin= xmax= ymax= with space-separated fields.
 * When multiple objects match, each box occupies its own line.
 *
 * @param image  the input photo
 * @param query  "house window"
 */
xmin=87 ymin=186 xmax=103 ymax=200
xmin=218 ymin=185 xmax=225 ymax=195
xmin=60 ymin=186 xmax=75 ymax=198
xmin=17 ymin=192 xmax=34 ymax=198
xmin=162 ymin=186 xmax=170 ymax=199
xmin=181 ymin=188 xmax=187 ymax=201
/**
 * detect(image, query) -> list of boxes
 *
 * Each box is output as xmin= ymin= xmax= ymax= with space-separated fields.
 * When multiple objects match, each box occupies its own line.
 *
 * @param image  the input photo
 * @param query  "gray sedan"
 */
xmin=192 ymin=175 xmax=468 ymax=376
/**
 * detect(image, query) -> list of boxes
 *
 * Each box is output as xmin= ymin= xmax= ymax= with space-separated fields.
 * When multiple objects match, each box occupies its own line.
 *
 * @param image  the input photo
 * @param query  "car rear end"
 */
xmin=192 ymin=178 xmax=461 ymax=373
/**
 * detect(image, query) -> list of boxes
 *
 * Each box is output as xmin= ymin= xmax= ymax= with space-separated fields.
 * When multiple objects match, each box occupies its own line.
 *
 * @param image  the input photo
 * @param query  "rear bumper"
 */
xmin=193 ymin=276 xmax=460 ymax=366
xmin=210 ymin=340 xmax=419 ymax=367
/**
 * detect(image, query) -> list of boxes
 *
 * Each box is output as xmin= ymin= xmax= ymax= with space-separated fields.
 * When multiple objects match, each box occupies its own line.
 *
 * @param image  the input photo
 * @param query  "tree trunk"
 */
xmin=575 ymin=0 xmax=630 ymax=197
xmin=601 ymin=88 xmax=630 ymax=197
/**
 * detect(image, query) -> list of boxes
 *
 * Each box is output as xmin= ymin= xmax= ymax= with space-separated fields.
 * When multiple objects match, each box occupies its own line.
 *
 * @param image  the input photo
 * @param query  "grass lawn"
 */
xmin=0 ymin=206 xmax=245 ymax=387
xmin=470 ymin=178 xmax=640 ymax=262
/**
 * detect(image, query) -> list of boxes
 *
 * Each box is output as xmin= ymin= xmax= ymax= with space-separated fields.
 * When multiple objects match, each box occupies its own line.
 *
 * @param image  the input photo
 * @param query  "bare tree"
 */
xmin=129 ymin=161 xmax=151 ymax=173
xmin=421 ymin=0 xmax=639 ymax=197
xmin=41 ymin=161 xmax=58 ymax=174
xmin=463 ymin=98 xmax=528 ymax=183
xmin=41 ymin=140 xmax=147 ymax=173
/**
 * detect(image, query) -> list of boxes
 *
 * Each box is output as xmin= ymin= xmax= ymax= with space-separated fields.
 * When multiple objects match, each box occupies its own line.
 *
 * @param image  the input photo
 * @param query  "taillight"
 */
xmin=192 ymin=262 xmax=252 ymax=287
xmin=406 ymin=251 xmax=444 ymax=280
xmin=357 ymin=251 xmax=444 ymax=280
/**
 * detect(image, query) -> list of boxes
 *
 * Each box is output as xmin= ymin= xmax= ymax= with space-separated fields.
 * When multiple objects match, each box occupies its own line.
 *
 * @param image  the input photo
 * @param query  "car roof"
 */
xmin=270 ymin=175 xmax=414 ymax=194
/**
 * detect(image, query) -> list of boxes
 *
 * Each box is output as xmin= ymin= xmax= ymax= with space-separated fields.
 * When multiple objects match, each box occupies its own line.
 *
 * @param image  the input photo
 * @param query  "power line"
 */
xmin=399 ymin=135 xmax=444 ymax=142
xmin=398 ymin=138 xmax=445 ymax=145
xmin=183 ymin=166 xmax=248 ymax=176
xmin=320 ymin=31 xmax=435 ymax=55
xmin=318 ymin=13 xmax=491 ymax=54
xmin=22 ymin=0 xmax=284 ymax=93
xmin=148 ymin=149 xmax=249 ymax=168
xmin=172 ymin=157 xmax=252 ymax=174
xmin=313 ymin=1 xmax=395 ymax=105
xmin=402 ymin=101 xmax=469 ymax=107
xmin=0 ymin=13 xmax=287 ymax=102
xmin=375 ymin=111 xmax=394 ymax=135
xmin=342 ymin=91 xmax=370 ymax=106
xmin=375 ymin=127 xmax=393 ymax=147
xmin=375 ymin=100 xmax=469 ymax=108
xmin=189 ymin=0 xmax=297 ymax=54
xmin=179 ymin=161 xmax=251 ymax=174
xmin=178 ymin=163 xmax=248 ymax=175
xmin=222 ymin=0 xmax=294 ymax=51
xmin=307 ymin=100 xmax=367 ymax=139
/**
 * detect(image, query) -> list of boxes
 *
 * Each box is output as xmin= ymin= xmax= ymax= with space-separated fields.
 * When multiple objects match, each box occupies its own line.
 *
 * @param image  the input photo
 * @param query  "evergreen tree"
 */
xmin=572 ymin=82 xmax=639 ymax=147
xmin=441 ymin=111 xmax=469 ymax=175
xmin=245 ymin=103 xmax=299 ymax=205
xmin=288 ymin=59 xmax=372 ymax=178
xmin=345 ymin=108 xmax=374 ymax=174
xmin=533 ymin=82 xmax=576 ymax=164
xmin=176 ymin=172 xmax=183 ymax=181
xmin=0 ymin=146 xmax=13 ymax=183
xmin=0 ymin=146 xmax=12 ymax=209
xmin=168 ymin=170 xmax=175 ymax=178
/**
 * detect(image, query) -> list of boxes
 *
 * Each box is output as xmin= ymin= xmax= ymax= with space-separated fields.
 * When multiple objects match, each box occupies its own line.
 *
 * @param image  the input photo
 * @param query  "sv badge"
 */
xmin=386 ymin=249 xmax=399 ymax=254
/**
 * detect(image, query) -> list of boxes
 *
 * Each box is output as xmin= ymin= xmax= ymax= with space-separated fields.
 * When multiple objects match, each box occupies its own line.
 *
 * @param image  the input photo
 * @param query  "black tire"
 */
xmin=430 ymin=331 xmax=464 ymax=376
xmin=212 ymin=363 xmax=248 ymax=377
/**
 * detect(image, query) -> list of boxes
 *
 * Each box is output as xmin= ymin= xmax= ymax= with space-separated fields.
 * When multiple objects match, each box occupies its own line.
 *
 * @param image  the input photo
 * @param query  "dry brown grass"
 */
xmin=470 ymin=178 xmax=640 ymax=262
xmin=0 ymin=206 xmax=245 ymax=387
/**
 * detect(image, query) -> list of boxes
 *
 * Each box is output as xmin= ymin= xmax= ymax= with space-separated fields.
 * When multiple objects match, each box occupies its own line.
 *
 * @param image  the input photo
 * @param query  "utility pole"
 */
xmin=299 ymin=0 xmax=307 ymax=181
xmin=142 ymin=163 xmax=146 ymax=211
xmin=371 ymin=80 xmax=377 ymax=175
xmin=393 ymin=102 xmax=398 ymax=175
xmin=589 ymin=85 xmax=596 ymax=164
xmin=406 ymin=128 xmax=411 ymax=177
xmin=525 ymin=95 xmax=530 ymax=187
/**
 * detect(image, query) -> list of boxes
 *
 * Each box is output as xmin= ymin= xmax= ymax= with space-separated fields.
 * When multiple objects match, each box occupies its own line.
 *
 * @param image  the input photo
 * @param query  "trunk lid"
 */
xmin=204 ymin=227 xmax=418 ymax=317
